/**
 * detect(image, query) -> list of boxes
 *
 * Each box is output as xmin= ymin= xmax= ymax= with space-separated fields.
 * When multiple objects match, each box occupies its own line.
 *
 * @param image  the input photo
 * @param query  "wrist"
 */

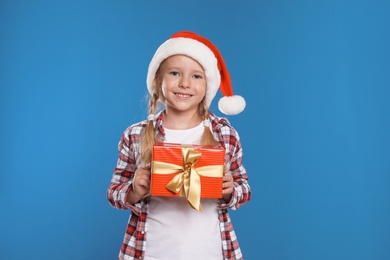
xmin=126 ymin=187 xmax=142 ymax=205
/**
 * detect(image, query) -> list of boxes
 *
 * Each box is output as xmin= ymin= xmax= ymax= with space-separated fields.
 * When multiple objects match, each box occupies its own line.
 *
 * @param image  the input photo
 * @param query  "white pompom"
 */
xmin=218 ymin=95 xmax=246 ymax=115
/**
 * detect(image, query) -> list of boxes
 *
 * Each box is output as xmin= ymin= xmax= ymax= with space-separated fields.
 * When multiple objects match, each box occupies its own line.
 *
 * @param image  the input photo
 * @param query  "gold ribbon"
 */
xmin=152 ymin=145 xmax=223 ymax=212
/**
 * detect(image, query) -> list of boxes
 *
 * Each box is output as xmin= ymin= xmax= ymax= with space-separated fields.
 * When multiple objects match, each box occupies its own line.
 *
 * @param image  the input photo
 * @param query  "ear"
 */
xmin=157 ymin=73 xmax=163 ymax=87
xmin=154 ymin=66 xmax=163 ymax=87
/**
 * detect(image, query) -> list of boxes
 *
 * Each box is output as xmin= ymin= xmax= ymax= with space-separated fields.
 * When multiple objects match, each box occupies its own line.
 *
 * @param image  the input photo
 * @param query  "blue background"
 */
xmin=1 ymin=0 xmax=389 ymax=259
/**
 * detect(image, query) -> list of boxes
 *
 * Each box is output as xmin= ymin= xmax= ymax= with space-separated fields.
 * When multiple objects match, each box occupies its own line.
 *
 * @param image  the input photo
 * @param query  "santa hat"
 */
xmin=146 ymin=31 xmax=246 ymax=115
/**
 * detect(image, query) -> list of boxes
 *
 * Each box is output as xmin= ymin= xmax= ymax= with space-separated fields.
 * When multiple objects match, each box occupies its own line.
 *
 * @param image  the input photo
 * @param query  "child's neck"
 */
xmin=163 ymin=111 xmax=202 ymax=130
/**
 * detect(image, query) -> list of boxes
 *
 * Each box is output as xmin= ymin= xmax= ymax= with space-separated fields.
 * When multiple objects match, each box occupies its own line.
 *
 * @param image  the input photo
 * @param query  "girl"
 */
xmin=107 ymin=31 xmax=251 ymax=260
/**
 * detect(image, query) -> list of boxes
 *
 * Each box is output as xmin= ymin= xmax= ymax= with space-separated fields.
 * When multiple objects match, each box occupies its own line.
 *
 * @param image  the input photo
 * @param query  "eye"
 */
xmin=169 ymin=71 xmax=179 ymax=76
xmin=193 ymin=74 xmax=203 ymax=79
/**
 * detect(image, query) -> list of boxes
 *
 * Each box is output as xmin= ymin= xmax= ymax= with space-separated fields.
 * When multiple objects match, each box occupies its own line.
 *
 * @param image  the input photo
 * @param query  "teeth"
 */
xmin=176 ymin=93 xmax=190 ymax=98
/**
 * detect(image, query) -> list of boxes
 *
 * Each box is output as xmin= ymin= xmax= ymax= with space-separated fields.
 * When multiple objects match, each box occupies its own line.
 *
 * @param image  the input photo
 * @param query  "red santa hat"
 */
xmin=146 ymin=31 xmax=246 ymax=115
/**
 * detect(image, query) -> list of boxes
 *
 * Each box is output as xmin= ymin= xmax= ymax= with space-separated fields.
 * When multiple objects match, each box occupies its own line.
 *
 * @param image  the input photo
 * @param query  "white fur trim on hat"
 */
xmin=146 ymin=37 xmax=220 ymax=108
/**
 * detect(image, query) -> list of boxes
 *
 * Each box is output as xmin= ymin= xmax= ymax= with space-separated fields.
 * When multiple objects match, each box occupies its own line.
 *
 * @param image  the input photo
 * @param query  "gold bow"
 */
xmin=152 ymin=145 xmax=223 ymax=212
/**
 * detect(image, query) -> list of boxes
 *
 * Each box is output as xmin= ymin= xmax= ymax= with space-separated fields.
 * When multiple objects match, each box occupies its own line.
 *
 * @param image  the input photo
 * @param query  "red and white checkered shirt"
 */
xmin=107 ymin=111 xmax=251 ymax=260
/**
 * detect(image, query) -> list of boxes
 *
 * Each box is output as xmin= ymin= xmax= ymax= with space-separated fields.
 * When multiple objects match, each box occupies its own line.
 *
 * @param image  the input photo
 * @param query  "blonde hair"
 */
xmin=139 ymin=64 xmax=219 ymax=164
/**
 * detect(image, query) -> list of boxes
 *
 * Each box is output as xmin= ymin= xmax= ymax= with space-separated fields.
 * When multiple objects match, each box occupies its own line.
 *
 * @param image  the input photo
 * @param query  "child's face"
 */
xmin=158 ymin=55 xmax=207 ymax=116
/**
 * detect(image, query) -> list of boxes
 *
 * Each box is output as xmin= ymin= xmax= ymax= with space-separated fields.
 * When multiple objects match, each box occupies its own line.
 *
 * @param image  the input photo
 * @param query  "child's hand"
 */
xmin=222 ymin=168 xmax=234 ymax=203
xmin=127 ymin=164 xmax=151 ymax=204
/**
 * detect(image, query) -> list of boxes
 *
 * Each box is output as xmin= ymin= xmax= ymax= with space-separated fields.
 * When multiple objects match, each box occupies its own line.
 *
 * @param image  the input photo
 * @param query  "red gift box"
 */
xmin=151 ymin=143 xmax=224 ymax=211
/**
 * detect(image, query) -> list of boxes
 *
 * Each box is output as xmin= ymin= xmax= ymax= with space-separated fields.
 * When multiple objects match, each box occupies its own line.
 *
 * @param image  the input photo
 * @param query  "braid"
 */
xmin=140 ymin=79 xmax=160 ymax=164
xmin=199 ymin=99 xmax=219 ymax=146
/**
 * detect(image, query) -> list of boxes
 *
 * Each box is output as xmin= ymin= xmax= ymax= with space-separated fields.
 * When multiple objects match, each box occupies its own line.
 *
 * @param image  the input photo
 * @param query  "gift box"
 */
xmin=151 ymin=143 xmax=224 ymax=211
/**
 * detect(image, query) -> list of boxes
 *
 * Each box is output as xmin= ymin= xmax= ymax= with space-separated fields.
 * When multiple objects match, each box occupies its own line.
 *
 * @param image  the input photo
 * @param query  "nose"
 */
xmin=179 ymin=76 xmax=190 ymax=89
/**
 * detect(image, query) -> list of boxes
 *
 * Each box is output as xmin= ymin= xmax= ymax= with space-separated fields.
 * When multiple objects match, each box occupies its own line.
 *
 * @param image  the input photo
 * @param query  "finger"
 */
xmin=222 ymin=183 xmax=233 ymax=192
xmin=143 ymin=170 xmax=151 ymax=177
xmin=140 ymin=163 xmax=151 ymax=170
xmin=138 ymin=175 xmax=150 ymax=186
xmin=222 ymin=189 xmax=233 ymax=195
xmin=135 ymin=169 xmax=151 ymax=181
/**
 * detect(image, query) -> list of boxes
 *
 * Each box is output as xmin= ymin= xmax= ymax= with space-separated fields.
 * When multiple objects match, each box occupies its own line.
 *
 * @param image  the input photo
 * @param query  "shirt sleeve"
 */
xmin=106 ymin=127 xmax=141 ymax=213
xmin=219 ymin=124 xmax=251 ymax=210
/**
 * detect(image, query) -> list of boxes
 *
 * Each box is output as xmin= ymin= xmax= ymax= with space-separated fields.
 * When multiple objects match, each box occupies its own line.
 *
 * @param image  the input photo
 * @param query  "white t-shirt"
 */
xmin=144 ymin=122 xmax=223 ymax=260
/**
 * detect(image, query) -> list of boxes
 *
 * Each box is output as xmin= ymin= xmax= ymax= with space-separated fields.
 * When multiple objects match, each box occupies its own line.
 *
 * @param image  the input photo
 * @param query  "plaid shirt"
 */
xmin=107 ymin=111 xmax=251 ymax=260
